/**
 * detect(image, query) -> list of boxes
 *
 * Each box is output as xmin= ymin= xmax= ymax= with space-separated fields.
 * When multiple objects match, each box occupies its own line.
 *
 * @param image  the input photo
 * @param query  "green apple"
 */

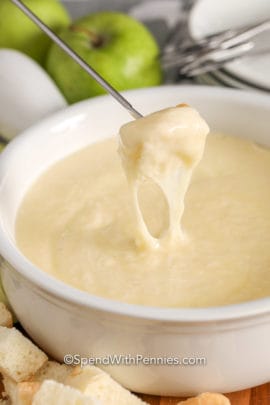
xmin=46 ymin=11 xmax=163 ymax=103
xmin=0 ymin=0 xmax=70 ymax=65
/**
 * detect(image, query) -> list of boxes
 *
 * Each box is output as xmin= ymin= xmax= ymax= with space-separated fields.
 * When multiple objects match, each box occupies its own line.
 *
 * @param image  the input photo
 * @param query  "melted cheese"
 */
xmin=119 ymin=105 xmax=209 ymax=248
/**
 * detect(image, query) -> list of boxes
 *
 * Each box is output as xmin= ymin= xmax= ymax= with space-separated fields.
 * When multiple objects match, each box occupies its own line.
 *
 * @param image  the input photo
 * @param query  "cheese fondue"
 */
xmin=16 ymin=106 xmax=270 ymax=307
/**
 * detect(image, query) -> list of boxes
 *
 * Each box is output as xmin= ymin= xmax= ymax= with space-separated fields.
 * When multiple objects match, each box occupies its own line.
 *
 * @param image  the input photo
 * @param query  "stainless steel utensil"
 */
xmin=161 ymin=19 xmax=270 ymax=77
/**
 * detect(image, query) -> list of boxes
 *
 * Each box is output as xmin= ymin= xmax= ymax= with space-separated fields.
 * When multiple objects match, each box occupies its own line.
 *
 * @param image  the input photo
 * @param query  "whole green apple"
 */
xmin=46 ymin=12 xmax=163 ymax=103
xmin=0 ymin=0 xmax=70 ymax=65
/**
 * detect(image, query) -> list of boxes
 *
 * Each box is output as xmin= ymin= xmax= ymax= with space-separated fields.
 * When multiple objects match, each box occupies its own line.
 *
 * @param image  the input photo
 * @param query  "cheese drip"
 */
xmin=119 ymin=105 xmax=209 ymax=248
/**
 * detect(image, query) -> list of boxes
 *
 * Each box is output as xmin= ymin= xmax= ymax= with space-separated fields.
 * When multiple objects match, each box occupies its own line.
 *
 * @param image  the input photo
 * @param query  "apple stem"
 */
xmin=70 ymin=25 xmax=104 ymax=47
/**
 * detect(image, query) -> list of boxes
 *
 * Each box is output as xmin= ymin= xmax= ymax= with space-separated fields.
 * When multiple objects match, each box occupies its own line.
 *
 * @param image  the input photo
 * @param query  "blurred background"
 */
xmin=62 ymin=0 xmax=270 ymax=88
xmin=1 ymin=0 xmax=270 ymax=142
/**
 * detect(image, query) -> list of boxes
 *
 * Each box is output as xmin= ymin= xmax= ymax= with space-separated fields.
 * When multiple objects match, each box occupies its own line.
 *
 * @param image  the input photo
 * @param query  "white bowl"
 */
xmin=0 ymin=85 xmax=270 ymax=396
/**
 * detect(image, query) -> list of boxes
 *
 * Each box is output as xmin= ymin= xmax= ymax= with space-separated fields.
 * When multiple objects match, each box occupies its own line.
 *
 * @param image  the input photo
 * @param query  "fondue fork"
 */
xmin=11 ymin=0 xmax=143 ymax=120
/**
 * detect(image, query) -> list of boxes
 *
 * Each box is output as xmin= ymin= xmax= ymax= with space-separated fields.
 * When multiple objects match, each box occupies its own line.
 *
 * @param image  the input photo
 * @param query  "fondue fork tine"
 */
xmin=11 ymin=0 xmax=143 ymax=120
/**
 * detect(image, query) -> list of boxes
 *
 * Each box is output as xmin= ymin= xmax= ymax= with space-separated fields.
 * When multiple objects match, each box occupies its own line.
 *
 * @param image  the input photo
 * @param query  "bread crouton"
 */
xmin=3 ymin=376 xmax=41 ymax=405
xmin=65 ymin=365 xmax=148 ymax=405
xmin=177 ymin=392 xmax=231 ymax=404
xmin=32 ymin=380 xmax=100 ymax=405
xmin=3 ymin=361 xmax=71 ymax=404
xmin=0 ymin=327 xmax=47 ymax=382
xmin=31 ymin=361 xmax=71 ymax=383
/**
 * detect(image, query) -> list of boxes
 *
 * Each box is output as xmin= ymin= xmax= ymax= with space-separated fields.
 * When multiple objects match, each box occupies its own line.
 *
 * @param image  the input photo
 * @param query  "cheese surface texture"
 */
xmin=16 ymin=107 xmax=270 ymax=307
